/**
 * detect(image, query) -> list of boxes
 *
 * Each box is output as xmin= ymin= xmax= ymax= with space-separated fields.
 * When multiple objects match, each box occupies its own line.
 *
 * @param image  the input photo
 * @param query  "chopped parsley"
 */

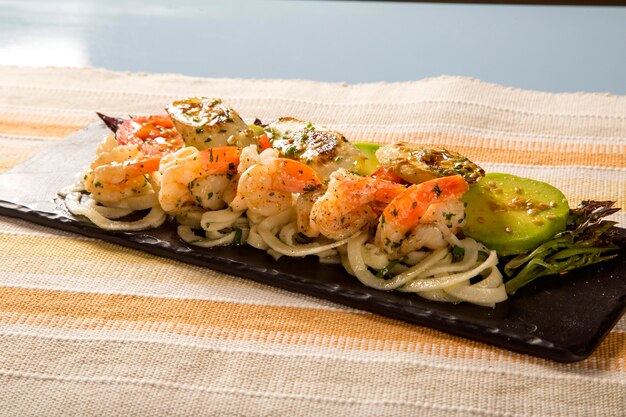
xmin=433 ymin=183 xmax=442 ymax=198
xmin=451 ymin=245 xmax=465 ymax=262
xmin=233 ymin=228 xmax=243 ymax=245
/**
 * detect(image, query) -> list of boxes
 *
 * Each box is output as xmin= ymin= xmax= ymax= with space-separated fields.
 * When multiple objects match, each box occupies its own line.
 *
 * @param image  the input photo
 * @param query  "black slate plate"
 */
xmin=1 ymin=123 xmax=624 ymax=362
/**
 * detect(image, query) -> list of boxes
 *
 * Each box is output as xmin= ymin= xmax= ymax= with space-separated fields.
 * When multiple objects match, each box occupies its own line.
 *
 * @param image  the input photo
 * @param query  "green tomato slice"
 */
xmin=463 ymin=173 xmax=569 ymax=256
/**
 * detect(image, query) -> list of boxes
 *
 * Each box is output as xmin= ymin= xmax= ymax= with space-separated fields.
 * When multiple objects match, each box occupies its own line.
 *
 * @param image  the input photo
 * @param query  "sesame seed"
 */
xmin=487 ymin=180 xmax=497 ymax=187
xmin=468 ymin=226 xmax=476 ymax=233
xmin=546 ymin=214 xmax=557 ymax=220
xmin=527 ymin=209 xmax=538 ymax=216
xmin=532 ymin=218 xmax=543 ymax=225
xmin=505 ymin=227 xmax=512 ymax=233
xmin=549 ymin=201 xmax=557 ymax=208
xmin=514 ymin=187 xmax=523 ymax=194
xmin=477 ymin=216 xmax=485 ymax=223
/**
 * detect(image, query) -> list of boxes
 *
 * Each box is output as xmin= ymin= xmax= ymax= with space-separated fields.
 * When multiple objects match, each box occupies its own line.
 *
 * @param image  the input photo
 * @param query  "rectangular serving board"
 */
xmin=0 ymin=123 xmax=624 ymax=362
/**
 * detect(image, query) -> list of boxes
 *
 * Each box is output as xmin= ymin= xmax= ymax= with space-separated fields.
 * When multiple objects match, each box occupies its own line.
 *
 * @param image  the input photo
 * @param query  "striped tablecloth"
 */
xmin=0 ymin=66 xmax=624 ymax=416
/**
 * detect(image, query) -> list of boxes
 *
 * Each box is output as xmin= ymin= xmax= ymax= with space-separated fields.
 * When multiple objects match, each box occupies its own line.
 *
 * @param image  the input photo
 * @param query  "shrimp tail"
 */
xmin=96 ymin=112 xmax=125 ymax=133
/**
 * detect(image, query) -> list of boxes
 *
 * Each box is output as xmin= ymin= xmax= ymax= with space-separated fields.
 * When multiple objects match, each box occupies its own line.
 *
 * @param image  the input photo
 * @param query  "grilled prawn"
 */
xmin=375 ymin=175 xmax=469 ymax=258
xmin=158 ymin=146 xmax=241 ymax=214
xmin=230 ymin=146 xmax=323 ymax=217
xmin=307 ymin=169 xmax=405 ymax=241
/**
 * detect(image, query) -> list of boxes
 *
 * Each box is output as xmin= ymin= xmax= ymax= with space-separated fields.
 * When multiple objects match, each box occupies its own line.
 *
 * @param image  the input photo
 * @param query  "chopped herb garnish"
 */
xmin=233 ymin=228 xmax=243 ymax=245
xmin=284 ymin=145 xmax=298 ymax=158
xmin=433 ymin=183 xmax=442 ymax=197
xmin=376 ymin=260 xmax=401 ymax=278
xmin=452 ymin=245 xmax=465 ymax=262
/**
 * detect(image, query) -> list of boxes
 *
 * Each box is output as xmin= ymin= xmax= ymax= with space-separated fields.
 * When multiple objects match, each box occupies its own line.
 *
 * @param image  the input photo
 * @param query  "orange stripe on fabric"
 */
xmin=347 ymin=132 xmax=626 ymax=168
xmin=0 ymin=286 xmax=623 ymax=369
xmin=0 ymin=120 xmax=84 ymax=138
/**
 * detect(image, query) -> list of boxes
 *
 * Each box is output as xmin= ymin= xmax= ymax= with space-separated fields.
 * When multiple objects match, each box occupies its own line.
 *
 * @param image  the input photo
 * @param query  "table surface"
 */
xmin=1 ymin=0 xmax=626 ymax=94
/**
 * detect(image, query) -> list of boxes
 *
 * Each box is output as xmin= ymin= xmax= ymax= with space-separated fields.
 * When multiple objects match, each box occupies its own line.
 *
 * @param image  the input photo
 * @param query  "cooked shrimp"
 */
xmin=295 ymin=187 xmax=326 ymax=238
xmin=84 ymin=115 xmax=185 ymax=205
xmin=230 ymin=154 xmax=323 ymax=217
xmin=158 ymin=146 xmax=241 ymax=214
xmin=308 ymin=169 xmax=406 ymax=241
xmin=83 ymin=135 xmax=159 ymax=204
xmin=375 ymin=175 xmax=469 ymax=258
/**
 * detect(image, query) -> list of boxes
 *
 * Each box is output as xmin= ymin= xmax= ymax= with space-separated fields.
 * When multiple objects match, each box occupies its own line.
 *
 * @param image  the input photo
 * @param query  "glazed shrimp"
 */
xmin=295 ymin=187 xmax=326 ymax=237
xmin=84 ymin=115 xmax=184 ymax=205
xmin=375 ymin=175 xmax=469 ymax=258
xmin=308 ymin=169 xmax=406 ymax=241
xmin=158 ymin=146 xmax=241 ymax=214
xmin=230 ymin=152 xmax=323 ymax=217
xmin=83 ymin=135 xmax=159 ymax=204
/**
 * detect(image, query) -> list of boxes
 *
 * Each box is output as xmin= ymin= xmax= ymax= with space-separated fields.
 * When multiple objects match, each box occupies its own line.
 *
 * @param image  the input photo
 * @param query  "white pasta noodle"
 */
xmin=399 ymin=248 xmax=498 ymax=291
xmin=343 ymin=230 xmax=507 ymax=306
xmin=254 ymin=208 xmax=351 ymax=258
xmin=174 ymin=208 xmax=205 ymax=227
xmin=177 ymin=224 xmax=249 ymax=248
xmin=102 ymin=192 xmax=158 ymax=211
xmin=346 ymin=231 xmax=450 ymax=291
xmin=65 ymin=192 xmax=166 ymax=231
xmin=177 ymin=207 xmax=249 ymax=248
xmin=201 ymin=208 xmax=246 ymax=231
xmin=91 ymin=203 xmax=133 ymax=219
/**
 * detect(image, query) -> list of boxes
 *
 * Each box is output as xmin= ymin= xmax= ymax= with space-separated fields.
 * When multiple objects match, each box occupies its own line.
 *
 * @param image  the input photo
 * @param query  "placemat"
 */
xmin=0 ymin=66 xmax=624 ymax=416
